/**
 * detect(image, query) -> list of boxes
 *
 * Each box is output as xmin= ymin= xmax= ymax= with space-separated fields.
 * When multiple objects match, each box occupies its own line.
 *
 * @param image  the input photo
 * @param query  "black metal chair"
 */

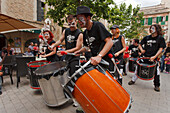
xmin=1 ymin=55 xmax=16 ymax=84
xmin=16 ymin=56 xmax=35 ymax=88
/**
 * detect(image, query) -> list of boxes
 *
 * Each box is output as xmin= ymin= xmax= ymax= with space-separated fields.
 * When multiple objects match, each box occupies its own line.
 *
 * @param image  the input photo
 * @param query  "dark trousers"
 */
xmin=154 ymin=64 xmax=160 ymax=87
xmin=68 ymin=60 xmax=79 ymax=77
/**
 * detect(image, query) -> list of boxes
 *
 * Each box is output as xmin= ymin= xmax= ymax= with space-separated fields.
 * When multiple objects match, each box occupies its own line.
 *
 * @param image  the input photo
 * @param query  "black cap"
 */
xmin=74 ymin=6 xmax=93 ymax=17
xmin=110 ymin=25 xmax=119 ymax=29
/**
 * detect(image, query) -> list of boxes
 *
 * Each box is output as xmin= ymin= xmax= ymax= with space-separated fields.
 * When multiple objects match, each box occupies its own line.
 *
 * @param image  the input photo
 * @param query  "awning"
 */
xmin=0 ymin=13 xmax=36 ymax=32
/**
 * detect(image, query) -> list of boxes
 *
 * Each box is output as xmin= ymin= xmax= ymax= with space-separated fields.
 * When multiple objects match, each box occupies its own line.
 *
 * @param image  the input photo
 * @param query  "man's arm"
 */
xmin=150 ymin=48 xmax=163 ymax=61
xmin=66 ymin=33 xmax=83 ymax=53
xmin=98 ymin=37 xmax=113 ymax=57
xmin=138 ymin=44 xmax=145 ymax=54
xmin=51 ymin=30 xmax=65 ymax=49
xmin=115 ymin=36 xmax=126 ymax=57
xmin=91 ymin=37 xmax=113 ymax=65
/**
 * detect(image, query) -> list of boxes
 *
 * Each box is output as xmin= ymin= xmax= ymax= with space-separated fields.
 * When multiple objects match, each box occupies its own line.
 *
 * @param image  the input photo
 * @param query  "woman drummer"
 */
xmin=41 ymin=30 xmax=59 ymax=62
xmin=110 ymin=25 xmax=126 ymax=85
xmin=128 ymin=24 xmax=166 ymax=92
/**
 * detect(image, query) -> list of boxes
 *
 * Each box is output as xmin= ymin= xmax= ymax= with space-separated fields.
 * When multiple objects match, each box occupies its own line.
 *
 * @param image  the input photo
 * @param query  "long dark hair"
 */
xmin=149 ymin=24 xmax=163 ymax=36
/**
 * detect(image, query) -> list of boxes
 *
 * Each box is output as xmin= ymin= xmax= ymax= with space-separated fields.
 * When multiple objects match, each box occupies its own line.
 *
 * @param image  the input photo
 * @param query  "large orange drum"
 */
xmin=65 ymin=60 xmax=132 ymax=113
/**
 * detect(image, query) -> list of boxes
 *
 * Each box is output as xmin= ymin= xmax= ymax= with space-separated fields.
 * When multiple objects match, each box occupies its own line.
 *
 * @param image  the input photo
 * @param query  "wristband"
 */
xmin=98 ymin=54 xmax=102 ymax=57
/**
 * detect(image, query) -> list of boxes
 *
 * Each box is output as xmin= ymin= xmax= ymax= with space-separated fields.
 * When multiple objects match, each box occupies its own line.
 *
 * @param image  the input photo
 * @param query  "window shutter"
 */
xmin=148 ymin=17 xmax=152 ymax=25
xmin=166 ymin=15 xmax=168 ymax=21
xmin=156 ymin=17 xmax=159 ymax=23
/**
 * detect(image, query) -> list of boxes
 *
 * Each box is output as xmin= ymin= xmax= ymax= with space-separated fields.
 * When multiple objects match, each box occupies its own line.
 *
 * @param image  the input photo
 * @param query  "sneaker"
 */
xmin=154 ymin=86 xmax=160 ymax=92
xmin=0 ymin=91 xmax=2 ymax=95
xmin=128 ymin=80 xmax=135 ymax=85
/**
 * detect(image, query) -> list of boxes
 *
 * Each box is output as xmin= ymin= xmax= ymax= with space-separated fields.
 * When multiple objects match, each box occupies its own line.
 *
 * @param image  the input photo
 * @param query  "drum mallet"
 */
xmin=60 ymin=51 xmax=76 ymax=56
xmin=108 ymin=54 xmax=123 ymax=77
xmin=39 ymin=35 xmax=52 ymax=48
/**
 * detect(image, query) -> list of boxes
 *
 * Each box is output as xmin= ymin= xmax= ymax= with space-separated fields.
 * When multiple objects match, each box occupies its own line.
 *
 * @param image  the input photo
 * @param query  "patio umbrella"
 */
xmin=0 ymin=13 xmax=36 ymax=32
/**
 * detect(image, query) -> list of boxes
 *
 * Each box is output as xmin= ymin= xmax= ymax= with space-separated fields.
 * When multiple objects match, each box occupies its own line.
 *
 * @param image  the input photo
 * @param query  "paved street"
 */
xmin=0 ymin=71 xmax=170 ymax=113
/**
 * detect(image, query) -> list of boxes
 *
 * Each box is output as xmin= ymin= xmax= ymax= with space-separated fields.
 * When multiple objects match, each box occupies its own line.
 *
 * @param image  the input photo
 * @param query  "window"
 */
xmin=153 ymin=17 xmax=156 ymax=23
xmin=144 ymin=18 xmax=148 ymax=25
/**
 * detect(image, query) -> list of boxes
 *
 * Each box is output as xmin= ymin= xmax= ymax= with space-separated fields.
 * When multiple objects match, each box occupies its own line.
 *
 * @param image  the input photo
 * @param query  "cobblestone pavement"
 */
xmin=0 ymin=71 xmax=170 ymax=113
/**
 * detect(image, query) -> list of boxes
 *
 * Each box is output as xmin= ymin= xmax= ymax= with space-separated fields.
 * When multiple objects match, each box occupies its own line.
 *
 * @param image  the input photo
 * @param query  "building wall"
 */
xmin=162 ymin=0 xmax=170 ymax=8
xmin=4 ymin=32 xmax=39 ymax=53
xmin=1 ymin=0 xmax=37 ymax=21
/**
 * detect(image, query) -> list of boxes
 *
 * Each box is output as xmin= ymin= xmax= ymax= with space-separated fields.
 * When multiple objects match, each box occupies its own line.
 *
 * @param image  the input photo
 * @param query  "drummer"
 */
xmin=129 ymin=39 xmax=141 ymax=58
xmin=51 ymin=14 xmax=83 ymax=77
xmin=40 ymin=30 xmax=59 ymax=62
xmin=74 ymin=6 xmax=114 ymax=73
xmin=128 ymin=24 xmax=166 ymax=92
xmin=110 ymin=25 xmax=126 ymax=84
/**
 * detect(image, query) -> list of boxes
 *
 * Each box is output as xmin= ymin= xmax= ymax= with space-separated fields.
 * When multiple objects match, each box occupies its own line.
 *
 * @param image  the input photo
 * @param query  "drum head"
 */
xmin=137 ymin=58 xmax=156 ymax=67
xmin=35 ymin=61 xmax=67 ymax=76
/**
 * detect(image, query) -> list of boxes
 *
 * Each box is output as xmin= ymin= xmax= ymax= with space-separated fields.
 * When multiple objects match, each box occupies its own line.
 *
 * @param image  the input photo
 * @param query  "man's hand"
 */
xmin=57 ymin=51 xmax=63 ymax=56
xmin=90 ymin=56 xmax=102 ymax=65
xmin=150 ymin=56 xmax=156 ymax=62
xmin=74 ymin=50 xmax=81 ymax=56
xmin=138 ymin=52 xmax=142 ymax=56
xmin=114 ymin=52 xmax=120 ymax=57
xmin=141 ymin=50 xmax=145 ymax=54
xmin=40 ymin=55 xmax=46 ymax=58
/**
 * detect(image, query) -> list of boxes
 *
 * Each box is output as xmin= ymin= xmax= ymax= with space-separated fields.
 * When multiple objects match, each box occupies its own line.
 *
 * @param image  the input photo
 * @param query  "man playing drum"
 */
xmin=128 ymin=24 xmax=166 ymax=92
xmin=129 ymin=39 xmax=141 ymax=58
xmin=110 ymin=25 xmax=126 ymax=85
xmin=127 ymin=39 xmax=141 ymax=72
xmin=51 ymin=15 xmax=83 ymax=77
xmin=74 ymin=6 xmax=114 ymax=72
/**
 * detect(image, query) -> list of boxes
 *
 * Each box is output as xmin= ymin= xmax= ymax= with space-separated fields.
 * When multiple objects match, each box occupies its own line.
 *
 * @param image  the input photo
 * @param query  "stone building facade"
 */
xmin=140 ymin=1 xmax=170 ymax=42
xmin=0 ymin=0 xmax=44 ymax=53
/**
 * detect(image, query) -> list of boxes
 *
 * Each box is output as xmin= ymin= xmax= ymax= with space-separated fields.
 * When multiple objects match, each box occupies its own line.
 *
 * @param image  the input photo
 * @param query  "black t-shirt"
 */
xmin=46 ymin=40 xmax=58 ymax=62
xmin=65 ymin=28 xmax=81 ymax=61
xmin=83 ymin=21 xmax=112 ymax=58
xmin=112 ymin=35 xmax=123 ymax=59
xmin=140 ymin=35 xmax=166 ymax=57
xmin=65 ymin=28 xmax=81 ymax=50
xmin=129 ymin=45 xmax=139 ymax=58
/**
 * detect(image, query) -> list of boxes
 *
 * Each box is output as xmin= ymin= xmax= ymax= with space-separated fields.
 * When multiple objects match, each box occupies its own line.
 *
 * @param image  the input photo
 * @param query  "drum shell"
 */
xmin=72 ymin=69 xmax=131 ymax=113
xmin=129 ymin=58 xmax=138 ymax=73
xmin=137 ymin=63 xmax=156 ymax=80
xmin=136 ymin=58 xmax=156 ymax=80
xmin=34 ymin=61 xmax=70 ymax=107
xmin=27 ymin=60 xmax=49 ymax=89
xmin=37 ymin=73 xmax=70 ymax=107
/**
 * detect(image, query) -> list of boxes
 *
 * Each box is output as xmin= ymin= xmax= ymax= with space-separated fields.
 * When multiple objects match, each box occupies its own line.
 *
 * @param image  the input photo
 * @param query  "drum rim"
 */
xmin=129 ymin=57 xmax=138 ymax=61
xmin=35 ymin=61 xmax=67 ymax=76
xmin=136 ymin=57 xmax=156 ymax=67
xmin=27 ymin=60 xmax=49 ymax=68
xmin=136 ymin=74 xmax=155 ymax=80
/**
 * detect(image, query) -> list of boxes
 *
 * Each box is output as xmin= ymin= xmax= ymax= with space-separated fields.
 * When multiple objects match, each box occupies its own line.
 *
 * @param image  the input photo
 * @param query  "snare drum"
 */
xmin=136 ymin=57 xmax=157 ymax=80
xmin=27 ymin=60 xmax=49 ymax=89
xmin=65 ymin=60 xmax=132 ymax=113
xmin=35 ymin=61 xmax=71 ymax=107
xmin=129 ymin=57 xmax=138 ymax=73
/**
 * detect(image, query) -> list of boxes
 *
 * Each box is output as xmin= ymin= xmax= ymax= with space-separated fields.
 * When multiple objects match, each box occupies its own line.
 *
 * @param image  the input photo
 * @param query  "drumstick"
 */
xmin=108 ymin=54 xmax=123 ymax=77
xmin=60 ymin=51 xmax=76 ymax=56
xmin=39 ymin=35 xmax=52 ymax=48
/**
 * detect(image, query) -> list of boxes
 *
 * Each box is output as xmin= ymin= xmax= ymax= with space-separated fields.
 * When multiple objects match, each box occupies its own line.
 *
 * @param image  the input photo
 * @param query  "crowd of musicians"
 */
xmin=1 ymin=6 xmax=170 ymax=98
xmin=37 ymin=6 xmax=169 ymax=92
